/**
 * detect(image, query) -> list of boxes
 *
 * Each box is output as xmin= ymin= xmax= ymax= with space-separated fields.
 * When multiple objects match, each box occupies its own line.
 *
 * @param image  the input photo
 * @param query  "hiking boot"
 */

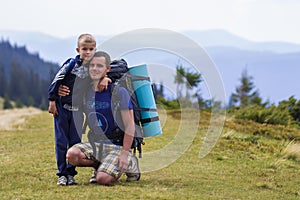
xmin=57 ymin=176 xmax=67 ymax=186
xmin=89 ymin=171 xmax=97 ymax=184
xmin=125 ymin=155 xmax=141 ymax=182
xmin=67 ymin=175 xmax=77 ymax=185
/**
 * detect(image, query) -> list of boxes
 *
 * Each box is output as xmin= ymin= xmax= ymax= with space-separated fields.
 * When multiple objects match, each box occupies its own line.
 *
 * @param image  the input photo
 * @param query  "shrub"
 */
xmin=235 ymin=105 xmax=296 ymax=127
xmin=3 ymin=93 xmax=13 ymax=109
xmin=156 ymin=95 xmax=180 ymax=110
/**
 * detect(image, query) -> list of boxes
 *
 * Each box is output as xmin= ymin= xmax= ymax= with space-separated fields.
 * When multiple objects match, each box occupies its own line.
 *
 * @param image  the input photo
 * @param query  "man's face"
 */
xmin=88 ymin=56 xmax=109 ymax=80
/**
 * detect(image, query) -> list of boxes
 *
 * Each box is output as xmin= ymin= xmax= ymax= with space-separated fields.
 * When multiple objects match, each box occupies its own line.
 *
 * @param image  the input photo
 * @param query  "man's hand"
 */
xmin=58 ymin=85 xmax=70 ymax=96
xmin=117 ymin=150 xmax=130 ymax=172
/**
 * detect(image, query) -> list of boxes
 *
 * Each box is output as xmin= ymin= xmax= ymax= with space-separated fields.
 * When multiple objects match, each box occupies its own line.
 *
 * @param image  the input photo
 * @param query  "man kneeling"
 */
xmin=67 ymin=51 xmax=140 ymax=185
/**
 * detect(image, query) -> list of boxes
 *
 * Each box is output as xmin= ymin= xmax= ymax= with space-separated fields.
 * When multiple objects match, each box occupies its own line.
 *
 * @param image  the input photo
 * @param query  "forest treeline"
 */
xmin=1 ymin=40 xmax=299 ymax=130
xmin=0 ymin=40 xmax=58 ymax=109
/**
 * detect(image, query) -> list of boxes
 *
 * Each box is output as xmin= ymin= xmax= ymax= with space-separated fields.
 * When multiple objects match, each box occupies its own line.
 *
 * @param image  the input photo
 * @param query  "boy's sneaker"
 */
xmin=57 ymin=176 xmax=67 ymax=186
xmin=89 ymin=171 xmax=97 ymax=184
xmin=125 ymin=156 xmax=141 ymax=182
xmin=67 ymin=175 xmax=77 ymax=185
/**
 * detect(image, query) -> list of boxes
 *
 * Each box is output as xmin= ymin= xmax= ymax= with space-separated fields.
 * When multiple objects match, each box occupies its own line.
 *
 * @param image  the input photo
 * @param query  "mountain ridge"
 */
xmin=0 ymin=29 xmax=299 ymax=104
xmin=1 ymin=29 xmax=300 ymax=63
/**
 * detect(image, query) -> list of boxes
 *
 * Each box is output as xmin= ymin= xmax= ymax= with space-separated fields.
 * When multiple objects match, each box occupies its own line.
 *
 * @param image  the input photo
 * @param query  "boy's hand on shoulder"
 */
xmin=97 ymin=77 xmax=111 ymax=92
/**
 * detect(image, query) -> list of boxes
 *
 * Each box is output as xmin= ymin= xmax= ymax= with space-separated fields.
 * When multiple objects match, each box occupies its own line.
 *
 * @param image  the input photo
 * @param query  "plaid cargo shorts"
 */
xmin=73 ymin=142 xmax=131 ymax=178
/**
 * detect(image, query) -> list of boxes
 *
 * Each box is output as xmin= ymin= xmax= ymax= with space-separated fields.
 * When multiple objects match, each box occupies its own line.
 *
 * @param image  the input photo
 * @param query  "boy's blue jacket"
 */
xmin=48 ymin=55 xmax=90 ymax=106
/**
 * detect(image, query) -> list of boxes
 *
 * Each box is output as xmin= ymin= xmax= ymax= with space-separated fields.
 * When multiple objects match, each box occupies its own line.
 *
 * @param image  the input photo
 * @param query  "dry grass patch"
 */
xmin=283 ymin=140 xmax=300 ymax=160
xmin=0 ymin=107 xmax=42 ymax=130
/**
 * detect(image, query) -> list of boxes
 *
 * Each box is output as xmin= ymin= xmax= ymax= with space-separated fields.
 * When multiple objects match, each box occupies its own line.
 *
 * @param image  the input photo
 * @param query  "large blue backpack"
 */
xmin=87 ymin=59 xmax=147 ymax=158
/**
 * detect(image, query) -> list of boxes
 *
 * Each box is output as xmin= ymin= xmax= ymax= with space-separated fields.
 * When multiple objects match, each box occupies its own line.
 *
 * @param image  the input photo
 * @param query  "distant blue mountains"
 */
xmin=1 ymin=29 xmax=299 ymax=104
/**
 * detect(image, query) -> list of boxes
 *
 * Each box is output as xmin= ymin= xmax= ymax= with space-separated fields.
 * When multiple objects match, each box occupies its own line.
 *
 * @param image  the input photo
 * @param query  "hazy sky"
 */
xmin=1 ymin=0 xmax=300 ymax=43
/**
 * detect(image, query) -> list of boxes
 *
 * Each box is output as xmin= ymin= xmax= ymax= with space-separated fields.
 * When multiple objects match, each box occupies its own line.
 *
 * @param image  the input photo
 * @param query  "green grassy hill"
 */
xmin=1 ymin=109 xmax=300 ymax=199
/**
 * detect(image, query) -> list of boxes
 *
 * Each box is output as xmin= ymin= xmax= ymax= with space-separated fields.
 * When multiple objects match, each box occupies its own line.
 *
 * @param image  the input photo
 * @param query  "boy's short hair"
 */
xmin=77 ymin=33 xmax=96 ymax=47
xmin=93 ymin=51 xmax=111 ymax=67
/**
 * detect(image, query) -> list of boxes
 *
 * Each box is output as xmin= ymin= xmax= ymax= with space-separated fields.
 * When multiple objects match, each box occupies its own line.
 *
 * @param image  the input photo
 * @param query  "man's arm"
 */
xmin=58 ymin=85 xmax=70 ymax=96
xmin=121 ymin=109 xmax=135 ymax=151
xmin=58 ymin=77 xmax=111 ymax=95
xmin=117 ymin=109 xmax=135 ymax=171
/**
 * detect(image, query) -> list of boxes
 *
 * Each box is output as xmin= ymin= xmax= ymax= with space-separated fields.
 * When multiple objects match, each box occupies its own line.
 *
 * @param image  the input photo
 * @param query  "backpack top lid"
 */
xmin=108 ymin=59 xmax=128 ymax=80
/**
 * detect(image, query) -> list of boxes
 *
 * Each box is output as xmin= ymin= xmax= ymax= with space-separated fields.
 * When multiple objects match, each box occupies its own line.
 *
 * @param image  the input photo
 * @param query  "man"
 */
xmin=66 ymin=51 xmax=140 ymax=185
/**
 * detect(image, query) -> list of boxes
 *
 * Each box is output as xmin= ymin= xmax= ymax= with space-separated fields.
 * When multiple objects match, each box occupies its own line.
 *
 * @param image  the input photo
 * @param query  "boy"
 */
xmin=48 ymin=33 xmax=96 ymax=186
xmin=66 ymin=51 xmax=140 ymax=185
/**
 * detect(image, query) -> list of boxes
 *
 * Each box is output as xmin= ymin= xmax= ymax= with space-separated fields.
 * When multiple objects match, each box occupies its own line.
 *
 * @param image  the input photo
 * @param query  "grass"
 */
xmin=0 ymin=97 xmax=3 ymax=109
xmin=1 ymin=109 xmax=300 ymax=199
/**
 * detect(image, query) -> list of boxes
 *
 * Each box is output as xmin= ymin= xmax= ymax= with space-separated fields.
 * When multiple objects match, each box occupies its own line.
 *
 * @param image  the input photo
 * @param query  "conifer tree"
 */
xmin=0 ymin=65 xmax=7 ymax=96
xmin=174 ymin=64 xmax=185 ymax=99
xmin=185 ymin=70 xmax=202 ymax=99
xmin=230 ymin=69 xmax=262 ymax=108
xmin=3 ymin=93 xmax=13 ymax=109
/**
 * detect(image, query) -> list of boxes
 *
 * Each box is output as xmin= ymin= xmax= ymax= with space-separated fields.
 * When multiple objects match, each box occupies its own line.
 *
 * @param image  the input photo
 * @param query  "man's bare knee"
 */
xmin=96 ymin=172 xmax=116 ymax=185
xmin=66 ymin=147 xmax=81 ymax=165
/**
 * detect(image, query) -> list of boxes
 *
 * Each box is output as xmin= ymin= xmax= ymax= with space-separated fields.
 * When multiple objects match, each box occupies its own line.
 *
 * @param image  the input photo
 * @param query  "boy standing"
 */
xmin=48 ymin=33 xmax=96 ymax=186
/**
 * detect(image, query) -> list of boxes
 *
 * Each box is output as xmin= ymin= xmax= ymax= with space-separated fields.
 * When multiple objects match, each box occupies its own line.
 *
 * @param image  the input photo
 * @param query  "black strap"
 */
xmin=88 ymin=129 xmax=124 ymax=141
xmin=136 ymin=107 xmax=157 ymax=112
xmin=129 ymin=75 xmax=150 ymax=82
xmin=140 ymin=116 xmax=160 ymax=124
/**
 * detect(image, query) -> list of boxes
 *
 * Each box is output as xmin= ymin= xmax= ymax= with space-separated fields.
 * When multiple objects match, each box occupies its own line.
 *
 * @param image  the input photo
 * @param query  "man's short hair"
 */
xmin=93 ymin=51 xmax=111 ymax=66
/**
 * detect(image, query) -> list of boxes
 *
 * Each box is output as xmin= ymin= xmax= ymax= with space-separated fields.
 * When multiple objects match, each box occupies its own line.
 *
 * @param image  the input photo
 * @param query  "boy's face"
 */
xmin=89 ymin=56 xmax=110 ymax=81
xmin=76 ymin=41 xmax=96 ymax=63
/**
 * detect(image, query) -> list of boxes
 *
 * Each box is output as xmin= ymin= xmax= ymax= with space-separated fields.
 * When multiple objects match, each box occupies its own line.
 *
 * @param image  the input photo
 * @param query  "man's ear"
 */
xmin=76 ymin=47 xmax=79 ymax=53
xmin=106 ymin=65 xmax=111 ymax=73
